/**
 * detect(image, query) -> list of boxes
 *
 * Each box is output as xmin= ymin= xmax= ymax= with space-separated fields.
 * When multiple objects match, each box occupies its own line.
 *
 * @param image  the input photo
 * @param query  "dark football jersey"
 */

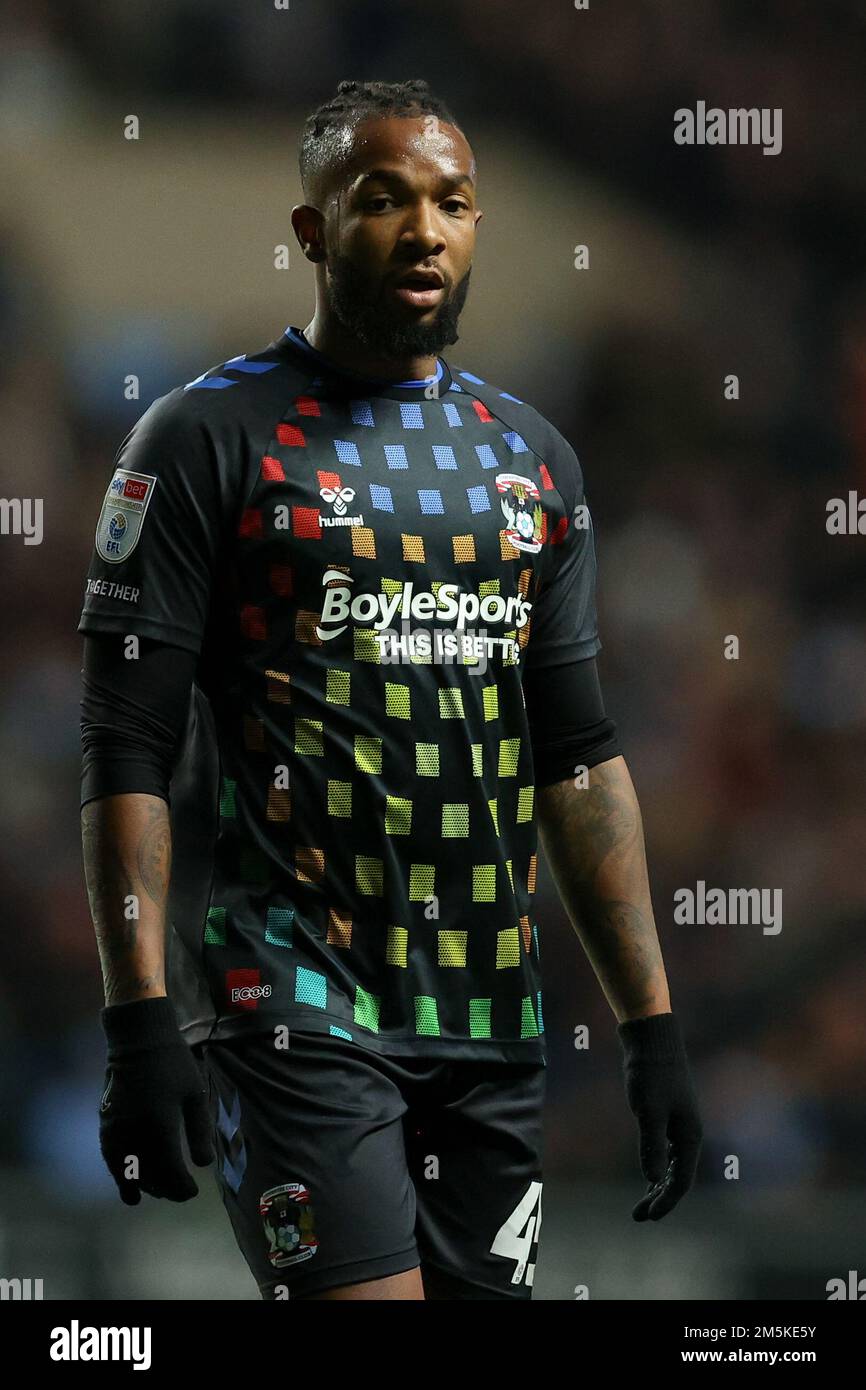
xmin=78 ymin=326 xmax=601 ymax=1061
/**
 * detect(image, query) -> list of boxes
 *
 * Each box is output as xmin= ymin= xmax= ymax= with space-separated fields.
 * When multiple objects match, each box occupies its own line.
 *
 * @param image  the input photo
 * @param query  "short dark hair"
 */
xmin=299 ymin=79 xmax=461 ymax=203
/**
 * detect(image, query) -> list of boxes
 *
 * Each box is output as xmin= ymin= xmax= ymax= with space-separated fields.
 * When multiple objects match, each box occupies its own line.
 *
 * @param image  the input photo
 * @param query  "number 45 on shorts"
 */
xmin=490 ymin=1182 xmax=543 ymax=1286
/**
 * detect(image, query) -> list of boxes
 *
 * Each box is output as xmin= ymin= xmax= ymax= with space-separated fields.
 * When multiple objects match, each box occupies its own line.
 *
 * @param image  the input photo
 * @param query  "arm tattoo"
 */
xmin=537 ymin=757 xmax=669 ymax=1019
xmin=81 ymin=796 xmax=170 ymax=1004
xmin=137 ymin=801 xmax=172 ymax=906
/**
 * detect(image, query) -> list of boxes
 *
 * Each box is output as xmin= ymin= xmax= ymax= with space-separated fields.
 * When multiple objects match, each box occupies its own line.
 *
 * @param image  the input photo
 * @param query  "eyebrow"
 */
xmin=355 ymin=168 xmax=475 ymax=191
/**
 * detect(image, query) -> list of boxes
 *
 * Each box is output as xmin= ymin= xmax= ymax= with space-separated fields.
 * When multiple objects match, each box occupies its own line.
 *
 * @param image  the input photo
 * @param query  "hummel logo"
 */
xmin=320 ymin=484 xmax=355 ymax=515
xmin=319 ymin=482 xmax=364 ymax=527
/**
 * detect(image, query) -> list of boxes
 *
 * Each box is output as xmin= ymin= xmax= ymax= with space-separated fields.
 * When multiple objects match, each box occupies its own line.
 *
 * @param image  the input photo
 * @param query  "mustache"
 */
xmin=326 ymin=254 xmax=464 ymax=296
xmin=386 ymin=267 xmax=451 ymax=292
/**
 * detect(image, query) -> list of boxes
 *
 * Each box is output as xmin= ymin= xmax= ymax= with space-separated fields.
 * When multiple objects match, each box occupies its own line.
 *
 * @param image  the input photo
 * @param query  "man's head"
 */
xmin=293 ymin=79 xmax=482 ymax=360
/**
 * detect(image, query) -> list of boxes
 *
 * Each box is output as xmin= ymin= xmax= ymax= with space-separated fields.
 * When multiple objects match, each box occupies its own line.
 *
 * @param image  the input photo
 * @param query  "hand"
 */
xmin=618 ymin=1012 xmax=703 ymax=1221
xmin=99 ymin=996 xmax=214 ymax=1205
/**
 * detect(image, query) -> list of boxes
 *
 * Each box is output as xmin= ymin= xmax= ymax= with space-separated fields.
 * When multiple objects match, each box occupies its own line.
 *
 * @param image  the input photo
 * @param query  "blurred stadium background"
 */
xmin=0 ymin=0 xmax=864 ymax=1299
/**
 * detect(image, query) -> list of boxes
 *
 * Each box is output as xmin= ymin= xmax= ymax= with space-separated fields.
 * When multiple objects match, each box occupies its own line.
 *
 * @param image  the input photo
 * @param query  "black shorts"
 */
xmin=196 ymin=1031 xmax=546 ymax=1300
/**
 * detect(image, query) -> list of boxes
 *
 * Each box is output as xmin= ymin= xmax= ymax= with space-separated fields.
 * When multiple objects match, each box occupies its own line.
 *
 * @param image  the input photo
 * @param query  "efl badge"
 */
xmin=260 ymin=1183 xmax=318 ymax=1268
xmin=95 ymin=468 xmax=157 ymax=563
xmin=496 ymin=472 xmax=543 ymax=553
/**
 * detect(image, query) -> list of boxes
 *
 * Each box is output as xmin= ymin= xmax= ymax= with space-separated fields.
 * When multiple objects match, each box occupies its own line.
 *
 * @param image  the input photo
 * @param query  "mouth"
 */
xmin=391 ymin=269 xmax=446 ymax=309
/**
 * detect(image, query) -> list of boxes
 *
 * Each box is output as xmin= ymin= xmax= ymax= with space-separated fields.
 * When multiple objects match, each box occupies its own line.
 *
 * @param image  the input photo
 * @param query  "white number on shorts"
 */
xmin=490 ymin=1181 xmax=543 ymax=1285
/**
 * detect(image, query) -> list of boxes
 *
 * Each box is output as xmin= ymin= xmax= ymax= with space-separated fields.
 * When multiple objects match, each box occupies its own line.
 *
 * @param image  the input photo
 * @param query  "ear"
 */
xmin=291 ymin=204 xmax=327 ymax=263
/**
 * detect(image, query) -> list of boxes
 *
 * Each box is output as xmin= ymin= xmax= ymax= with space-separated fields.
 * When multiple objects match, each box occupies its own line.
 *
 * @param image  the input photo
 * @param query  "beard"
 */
xmin=326 ymin=252 xmax=471 ymax=361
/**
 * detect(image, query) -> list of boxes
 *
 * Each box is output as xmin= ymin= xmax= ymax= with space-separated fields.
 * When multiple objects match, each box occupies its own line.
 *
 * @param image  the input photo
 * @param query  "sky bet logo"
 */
xmin=315 ymin=569 xmax=532 ymax=644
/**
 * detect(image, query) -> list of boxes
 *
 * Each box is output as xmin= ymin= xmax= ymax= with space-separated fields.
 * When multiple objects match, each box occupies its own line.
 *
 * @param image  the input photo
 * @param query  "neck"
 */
xmin=301 ymin=311 xmax=439 ymax=383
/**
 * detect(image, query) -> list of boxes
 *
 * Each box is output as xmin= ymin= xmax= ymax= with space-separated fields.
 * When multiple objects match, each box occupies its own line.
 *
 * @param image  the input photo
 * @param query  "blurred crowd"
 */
xmin=0 ymin=0 xmax=864 ymax=1221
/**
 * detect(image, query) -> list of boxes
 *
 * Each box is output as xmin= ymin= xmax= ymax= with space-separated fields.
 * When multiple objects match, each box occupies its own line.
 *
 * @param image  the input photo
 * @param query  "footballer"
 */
xmin=79 ymin=79 xmax=702 ymax=1301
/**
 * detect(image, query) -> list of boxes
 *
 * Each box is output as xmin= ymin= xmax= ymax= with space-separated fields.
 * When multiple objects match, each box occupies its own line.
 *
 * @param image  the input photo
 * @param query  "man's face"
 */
xmin=320 ymin=115 xmax=482 ymax=360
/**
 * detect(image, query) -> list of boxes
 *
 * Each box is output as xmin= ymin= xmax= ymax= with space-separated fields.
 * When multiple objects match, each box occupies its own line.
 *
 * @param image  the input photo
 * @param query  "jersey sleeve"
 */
xmin=523 ymin=429 xmax=602 ymax=671
xmin=78 ymin=390 xmax=234 ymax=654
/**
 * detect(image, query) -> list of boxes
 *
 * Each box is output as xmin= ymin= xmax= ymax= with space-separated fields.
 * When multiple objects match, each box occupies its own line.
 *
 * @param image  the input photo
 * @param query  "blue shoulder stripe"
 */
xmin=184 ymin=354 xmax=280 ymax=391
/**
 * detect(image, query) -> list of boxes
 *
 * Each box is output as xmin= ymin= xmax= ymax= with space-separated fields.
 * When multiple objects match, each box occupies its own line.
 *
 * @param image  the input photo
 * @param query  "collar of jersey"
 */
xmin=282 ymin=326 xmax=453 ymax=400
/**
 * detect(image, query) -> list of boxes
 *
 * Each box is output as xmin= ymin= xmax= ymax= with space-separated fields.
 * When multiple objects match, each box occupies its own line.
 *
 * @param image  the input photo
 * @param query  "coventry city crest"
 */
xmin=495 ymin=472 xmax=543 ymax=553
xmin=259 ymin=1182 xmax=318 ymax=1269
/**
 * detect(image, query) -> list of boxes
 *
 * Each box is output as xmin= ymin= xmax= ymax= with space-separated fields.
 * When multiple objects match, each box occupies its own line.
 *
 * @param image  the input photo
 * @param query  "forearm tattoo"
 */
xmin=537 ymin=759 xmax=666 ymax=1016
xmin=81 ymin=798 xmax=170 ymax=1003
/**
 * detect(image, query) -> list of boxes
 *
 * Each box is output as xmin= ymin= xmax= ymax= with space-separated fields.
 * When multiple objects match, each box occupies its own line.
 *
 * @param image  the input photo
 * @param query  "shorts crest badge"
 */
xmin=259 ymin=1182 xmax=318 ymax=1268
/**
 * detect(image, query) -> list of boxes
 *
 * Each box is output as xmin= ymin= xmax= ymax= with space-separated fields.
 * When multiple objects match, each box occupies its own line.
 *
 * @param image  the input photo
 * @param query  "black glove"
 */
xmin=618 ymin=1012 xmax=703 ymax=1222
xmin=99 ymin=996 xmax=214 ymax=1205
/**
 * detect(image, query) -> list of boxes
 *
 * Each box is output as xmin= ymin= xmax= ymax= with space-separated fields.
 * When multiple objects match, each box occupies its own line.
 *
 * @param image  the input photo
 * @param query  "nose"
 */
xmin=398 ymin=199 xmax=446 ymax=256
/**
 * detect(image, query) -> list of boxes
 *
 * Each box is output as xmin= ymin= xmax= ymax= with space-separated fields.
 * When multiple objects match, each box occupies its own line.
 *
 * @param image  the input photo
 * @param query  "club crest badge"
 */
xmin=260 ymin=1182 xmax=318 ymax=1268
xmin=495 ymin=472 xmax=544 ymax=552
xmin=95 ymin=468 xmax=157 ymax=563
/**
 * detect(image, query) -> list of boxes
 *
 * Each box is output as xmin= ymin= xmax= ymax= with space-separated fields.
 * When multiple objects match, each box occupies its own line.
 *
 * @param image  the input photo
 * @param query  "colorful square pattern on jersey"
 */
xmin=79 ymin=327 xmax=601 ymax=1061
